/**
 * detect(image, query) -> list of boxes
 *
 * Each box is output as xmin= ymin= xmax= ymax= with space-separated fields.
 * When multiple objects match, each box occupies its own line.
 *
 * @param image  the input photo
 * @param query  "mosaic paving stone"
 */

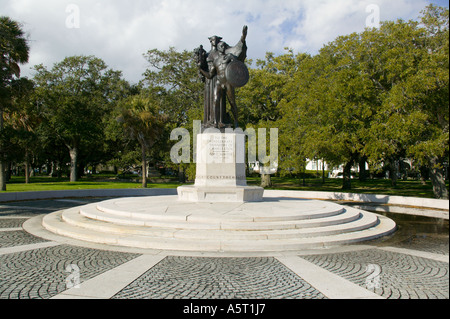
xmin=0 ymin=245 xmax=140 ymax=299
xmin=302 ymin=248 xmax=449 ymax=299
xmin=0 ymin=230 xmax=48 ymax=248
xmin=0 ymin=218 xmax=29 ymax=229
xmin=113 ymin=256 xmax=326 ymax=299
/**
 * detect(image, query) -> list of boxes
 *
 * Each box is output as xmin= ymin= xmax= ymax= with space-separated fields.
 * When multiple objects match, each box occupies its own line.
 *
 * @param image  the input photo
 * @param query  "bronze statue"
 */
xmin=196 ymin=26 xmax=249 ymax=129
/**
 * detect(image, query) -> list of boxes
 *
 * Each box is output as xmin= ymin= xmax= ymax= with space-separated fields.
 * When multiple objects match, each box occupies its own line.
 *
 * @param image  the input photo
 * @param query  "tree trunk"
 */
xmin=0 ymin=106 xmax=5 ymax=191
xmin=141 ymin=145 xmax=147 ymax=188
xmin=322 ymin=159 xmax=326 ymax=184
xmin=0 ymin=161 xmax=5 ymax=191
xmin=388 ymin=158 xmax=398 ymax=187
xmin=178 ymin=165 xmax=186 ymax=183
xmin=359 ymin=156 xmax=368 ymax=182
xmin=419 ymin=166 xmax=429 ymax=185
xmin=25 ymin=150 xmax=30 ymax=184
xmin=390 ymin=171 xmax=398 ymax=187
xmin=342 ymin=161 xmax=353 ymax=190
xmin=261 ymin=174 xmax=272 ymax=188
xmin=69 ymin=146 xmax=78 ymax=182
xmin=429 ymin=157 xmax=449 ymax=200
xmin=48 ymin=161 xmax=54 ymax=177
xmin=6 ymin=162 xmax=11 ymax=182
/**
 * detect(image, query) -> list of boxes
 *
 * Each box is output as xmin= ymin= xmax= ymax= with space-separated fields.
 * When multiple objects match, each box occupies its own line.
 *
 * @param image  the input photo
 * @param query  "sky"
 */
xmin=2 ymin=0 xmax=449 ymax=84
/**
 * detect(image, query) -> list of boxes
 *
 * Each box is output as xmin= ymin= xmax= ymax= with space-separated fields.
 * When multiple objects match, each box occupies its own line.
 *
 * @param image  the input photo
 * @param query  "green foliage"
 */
xmin=33 ymin=56 xmax=118 ymax=145
xmin=276 ymin=5 xmax=449 ymax=197
xmin=1 ymin=16 xmax=30 ymax=190
xmin=0 ymin=16 xmax=29 ymax=82
xmin=32 ymin=55 xmax=127 ymax=182
xmin=117 ymin=94 xmax=168 ymax=187
xmin=142 ymin=48 xmax=204 ymax=182
xmin=143 ymin=47 xmax=203 ymax=127
xmin=1 ymin=6 xmax=448 ymax=199
xmin=117 ymin=94 xmax=168 ymax=150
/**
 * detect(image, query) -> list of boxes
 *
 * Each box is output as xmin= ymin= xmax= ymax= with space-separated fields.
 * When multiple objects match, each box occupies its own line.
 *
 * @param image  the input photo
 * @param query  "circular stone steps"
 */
xmin=77 ymin=202 xmax=359 ymax=231
xmin=42 ymin=196 xmax=397 ymax=253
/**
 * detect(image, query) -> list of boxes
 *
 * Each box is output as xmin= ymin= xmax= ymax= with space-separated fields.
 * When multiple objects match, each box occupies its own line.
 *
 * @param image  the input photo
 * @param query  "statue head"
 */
xmin=208 ymin=36 xmax=222 ymax=47
xmin=217 ymin=42 xmax=226 ymax=54
xmin=217 ymin=41 xmax=230 ymax=54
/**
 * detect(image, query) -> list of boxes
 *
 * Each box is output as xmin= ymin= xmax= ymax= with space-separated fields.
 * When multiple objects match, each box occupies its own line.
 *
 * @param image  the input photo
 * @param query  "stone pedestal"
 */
xmin=178 ymin=130 xmax=264 ymax=203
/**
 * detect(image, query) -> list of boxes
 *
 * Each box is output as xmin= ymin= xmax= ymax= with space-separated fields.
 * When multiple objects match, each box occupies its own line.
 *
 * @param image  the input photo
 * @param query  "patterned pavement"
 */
xmin=0 ymin=245 xmax=138 ymax=299
xmin=302 ymin=248 xmax=449 ymax=299
xmin=0 ymin=198 xmax=448 ymax=304
xmin=112 ymin=256 xmax=326 ymax=300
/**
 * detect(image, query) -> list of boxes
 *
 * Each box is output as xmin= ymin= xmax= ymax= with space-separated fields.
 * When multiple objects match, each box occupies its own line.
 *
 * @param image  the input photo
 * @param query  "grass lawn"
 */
xmin=3 ymin=175 xmax=187 ymax=193
xmin=2 ymin=174 xmax=448 ymax=199
xmin=247 ymin=176 xmax=448 ymax=199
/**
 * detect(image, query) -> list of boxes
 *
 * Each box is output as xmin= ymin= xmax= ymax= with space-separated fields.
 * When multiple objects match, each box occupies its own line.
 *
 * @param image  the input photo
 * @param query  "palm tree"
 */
xmin=118 ymin=95 xmax=168 ymax=188
xmin=6 ymin=78 xmax=37 ymax=184
xmin=1 ymin=16 xmax=30 ymax=191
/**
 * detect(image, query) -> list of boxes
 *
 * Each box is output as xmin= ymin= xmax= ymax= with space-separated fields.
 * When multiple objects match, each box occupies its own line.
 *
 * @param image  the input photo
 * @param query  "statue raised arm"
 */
xmin=226 ymin=25 xmax=248 ymax=63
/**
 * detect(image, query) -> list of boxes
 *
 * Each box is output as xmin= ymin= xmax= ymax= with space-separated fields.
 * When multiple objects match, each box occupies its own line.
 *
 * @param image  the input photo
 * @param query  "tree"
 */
xmin=143 ymin=47 xmax=203 ymax=127
xmin=33 ymin=55 xmax=125 ymax=182
xmin=239 ymin=50 xmax=304 ymax=187
xmin=117 ymin=94 xmax=168 ymax=188
xmin=0 ymin=16 xmax=30 ymax=190
xmin=4 ymin=78 xmax=37 ymax=183
xmin=278 ymin=5 xmax=448 ymax=196
xmin=280 ymin=35 xmax=377 ymax=190
xmin=362 ymin=6 xmax=449 ymax=198
xmin=407 ymin=5 xmax=449 ymax=199
xmin=143 ymin=48 xmax=204 ymax=181
xmin=275 ymin=51 xmax=314 ymax=180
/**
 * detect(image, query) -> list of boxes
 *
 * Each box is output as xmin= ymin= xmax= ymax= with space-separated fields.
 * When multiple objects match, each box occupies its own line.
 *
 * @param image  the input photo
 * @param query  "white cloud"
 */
xmin=284 ymin=0 xmax=429 ymax=53
xmin=2 ymin=0 xmax=435 ymax=83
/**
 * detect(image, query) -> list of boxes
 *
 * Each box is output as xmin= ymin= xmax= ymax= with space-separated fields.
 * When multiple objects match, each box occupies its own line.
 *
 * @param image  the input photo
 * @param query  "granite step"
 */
xmin=43 ymin=209 xmax=395 ymax=252
xmin=93 ymin=197 xmax=347 ymax=223
xmin=78 ymin=203 xmax=361 ymax=231
xmin=41 ymin=196 xmax=397 ymax=253
xmin=61 ymin=206 xmax=377 ymax=240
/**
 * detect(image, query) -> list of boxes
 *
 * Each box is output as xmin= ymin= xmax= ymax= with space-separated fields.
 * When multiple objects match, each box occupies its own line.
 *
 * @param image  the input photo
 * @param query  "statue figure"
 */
xmin=196 ymin=26 xmax=249 ymax=129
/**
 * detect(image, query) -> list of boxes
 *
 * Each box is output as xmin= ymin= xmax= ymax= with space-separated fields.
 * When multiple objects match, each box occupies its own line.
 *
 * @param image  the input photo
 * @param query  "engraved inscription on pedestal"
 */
xmin=207 ymin=134 xmax=235 ymax=163
xmin=178 ymin=131 xmax=264 ymax=202
xmin=195 ymin=132 xmax=247 ymax=187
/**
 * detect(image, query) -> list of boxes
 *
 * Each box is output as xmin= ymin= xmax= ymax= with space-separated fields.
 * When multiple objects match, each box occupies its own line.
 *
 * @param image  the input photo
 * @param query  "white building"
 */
xmin=305 ymin=159 xmax=369 ymax=178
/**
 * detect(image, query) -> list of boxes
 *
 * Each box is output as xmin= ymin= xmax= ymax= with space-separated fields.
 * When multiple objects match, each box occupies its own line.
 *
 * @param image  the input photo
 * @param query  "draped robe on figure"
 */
xmin=203 ymin=36 xmax=247 ymax=128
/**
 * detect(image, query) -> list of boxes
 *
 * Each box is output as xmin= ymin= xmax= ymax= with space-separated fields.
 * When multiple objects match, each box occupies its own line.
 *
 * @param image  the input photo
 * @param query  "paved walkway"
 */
xmin=0 ymin=198 xmax=448 ymax=304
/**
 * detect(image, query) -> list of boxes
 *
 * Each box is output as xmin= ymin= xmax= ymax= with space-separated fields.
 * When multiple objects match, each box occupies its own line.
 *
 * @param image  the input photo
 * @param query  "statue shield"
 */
xmin=225 ymin=60 xmax=250 ymax=88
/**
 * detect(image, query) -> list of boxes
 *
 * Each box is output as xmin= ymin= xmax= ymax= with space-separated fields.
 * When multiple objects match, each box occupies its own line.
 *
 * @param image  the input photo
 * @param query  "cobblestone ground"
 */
xmin=0 ymin=199 xmax=448 ymax=300
xmin=0 ymin=245 xmax=139 ymax=299
xmin=113 ymin=256 xmax=326 ymax=299
xmin=0 ymin=230 xmax=48 ymax=248
xmin=302 ymin=248 xmax=449 ymax=299
xmin=0 ymin=217 xmax=29 ymax=228
xmin=1 ymin=199 xmax=139 ymax=299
